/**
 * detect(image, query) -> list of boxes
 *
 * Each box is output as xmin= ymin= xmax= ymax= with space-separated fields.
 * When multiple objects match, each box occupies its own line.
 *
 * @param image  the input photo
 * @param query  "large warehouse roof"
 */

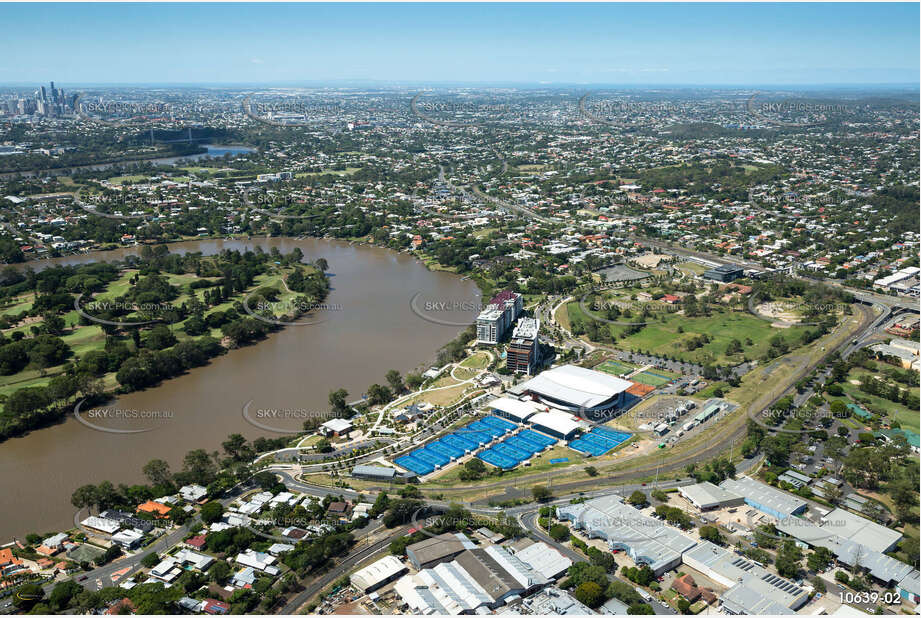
xmin=528 ymin=411 xmax=582 ymax=438
xmin=719 ymin=476 xmax=807 ymax=518
xmin=558 ymin=494 xmax=696 ymax=575
xmin=489 ymin=396 xmax=543 ymax=422
xmin=775 ymin=516 xmax=916 ymax=585
xmin=513 ymin=541 xmax=573 ymax=580
xmin=517 ymin=365 xmax=632 ymax=411
xmin=350 ymin=555 xmax=406 ymax=592
xmin=678 ymin=481 xmax=743 ymax=510
xmin=822 ymin=508 xmax=902 ymax=553
xmin=683 ymin=541 xmax=808 ymax=613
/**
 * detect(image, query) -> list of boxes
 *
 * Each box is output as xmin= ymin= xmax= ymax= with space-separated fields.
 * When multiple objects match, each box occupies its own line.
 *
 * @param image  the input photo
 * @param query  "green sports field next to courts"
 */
xmin=596 ymin=360 xmax=637 ymax=376
xmin=631 ymin=371 xmax=673 ymax=386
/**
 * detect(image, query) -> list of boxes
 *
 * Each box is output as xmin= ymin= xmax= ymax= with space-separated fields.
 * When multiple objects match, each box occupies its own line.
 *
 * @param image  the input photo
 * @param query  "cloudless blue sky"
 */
xmin=1 ymin=3 xmax=917 ymax=85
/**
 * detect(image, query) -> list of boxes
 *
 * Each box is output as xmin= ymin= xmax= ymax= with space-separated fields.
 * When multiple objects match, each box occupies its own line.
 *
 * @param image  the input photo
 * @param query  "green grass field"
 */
xmin=0 ymin=295 xmax=35 ymax=317
xmin=295 ymin=167 xmax=360 ymax=178
xmin=567 ymin=301 xmax=808 ymax=365
xmin=839 ymin=368 xmax=920 ymax=434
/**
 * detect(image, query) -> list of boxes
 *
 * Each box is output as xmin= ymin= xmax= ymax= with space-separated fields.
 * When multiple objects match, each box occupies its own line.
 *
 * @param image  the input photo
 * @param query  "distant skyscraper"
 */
xmin=40 ymin=86 xmax=47 ymax=102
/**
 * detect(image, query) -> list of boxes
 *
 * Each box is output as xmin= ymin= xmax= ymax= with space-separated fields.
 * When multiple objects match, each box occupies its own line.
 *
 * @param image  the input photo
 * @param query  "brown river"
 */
xmin=0 ymin=238 xmax=481 ymax=540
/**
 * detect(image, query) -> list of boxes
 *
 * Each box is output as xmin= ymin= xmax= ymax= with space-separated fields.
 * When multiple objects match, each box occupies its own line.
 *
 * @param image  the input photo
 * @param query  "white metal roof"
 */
xmin=678 ymin=481 xmax=742 ymax=509
xmin=489 ymin=396 xmax=542 ymax=421
xmin=321 ymin=418 xmax=353 ymax=432
xmin=351 ymin=555 xmax=406 ymax=591
xmin=513 ymin=541 xmax=572 ymax=579
xmin=518 ymin=365 xmax=632 ymax=410
xmin=558 ymin=494 xmax=696 ymax=574
xmin=684 ymin=541 xmax=807 ymax=611
xmin=529 ymin=411 xmax=582 ymax=437
xmin=81 ymin=516 xmax=120 ymax=534
xmin=822 ymin=508 xmax=902 ymax=553
xmin=719 ymin=476 xmax=807 ymax=517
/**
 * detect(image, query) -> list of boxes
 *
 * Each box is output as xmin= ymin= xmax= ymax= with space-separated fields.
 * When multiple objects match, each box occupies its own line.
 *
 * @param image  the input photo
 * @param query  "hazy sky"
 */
xmin=2 ymin=3 xmax=918 ymax=86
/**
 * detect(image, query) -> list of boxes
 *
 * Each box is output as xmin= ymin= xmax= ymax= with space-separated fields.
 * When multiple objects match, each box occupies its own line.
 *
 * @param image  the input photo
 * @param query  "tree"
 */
xmin=145 ymin=324 xmax=177 ymax=350
xmin=628 ymin=603 xmax=655 ymax=614
xmin=775 ymin=540 xmax=803 ymax=578
xmin=199 ymin=501 xmax=224 ymax=524
xmin=367 ymin=383 xmax=393 ymax=406
xmin=627 ymin=490 xmax=648 ymax=506
xmin=699 ymin=525 xmax=723 ymax=544
xmin=370 ymin=491 xmax=390 ymax=517
xmin=142 ymin=459 xmax=172 ymax=486
xmin=181 ymin=449 xmax=218 ymax=485
xmin=47 ymin=580 xmax=82 ymax=611
xmin=573 ymin=581 xmax=605 ymax=608
xmin=221 ymin=434 xmax=250 ymax=461
xmin=13 ymin=583 xmax=43 ymax=611
xmin=565 ymin=562 xmax=609 ymax=589
xmin=811 ymin=576 xmax=826 ymax=593
xmin=141 ymin=552 xmax=161 ymax=569
xmin=549 ymin=524 xmax=570 ymax=542
xmin=71 ymin=484 xmax=98 ymax=510
xmin=328 ymin=388 xmax=349 ymax=417
xmin=210 ymin=560 xmax=231 ymax=585
xmin=385 ymin=369 xmax=404 ymax=394
xmin=807 ymin=546 xmax=834 ymax=572
xmin=532 ymin=485 xmax=552 ymax=501
xmin=585 ymin=466 xmax=599 ymax=477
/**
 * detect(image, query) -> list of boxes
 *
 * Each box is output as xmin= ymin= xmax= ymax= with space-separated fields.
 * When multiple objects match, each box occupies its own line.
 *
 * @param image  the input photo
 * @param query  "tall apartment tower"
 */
xmin=506 ymin=317 xmax=540 ymax=375
xmin=475 ymin=290 xmax=523 ymax=345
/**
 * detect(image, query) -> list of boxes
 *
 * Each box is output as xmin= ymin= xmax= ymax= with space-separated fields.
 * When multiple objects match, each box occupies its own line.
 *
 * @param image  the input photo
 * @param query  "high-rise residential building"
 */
xmin=475 ymin=290 xmax=522 ymax=344
xmin=507 ymin=317 xmax=540 ymax=375
xmin=476 ymin=305 xmax=504 ymax=344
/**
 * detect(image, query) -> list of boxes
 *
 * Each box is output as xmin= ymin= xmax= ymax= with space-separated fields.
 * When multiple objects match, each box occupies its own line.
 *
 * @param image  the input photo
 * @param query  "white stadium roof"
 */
xmin=529 ymin=411 xmax=582 ymax=437
xmin=517 ymin=365 xmax=632 ymax=411
xmin=489 ymin=396 xmax=543 ymax=422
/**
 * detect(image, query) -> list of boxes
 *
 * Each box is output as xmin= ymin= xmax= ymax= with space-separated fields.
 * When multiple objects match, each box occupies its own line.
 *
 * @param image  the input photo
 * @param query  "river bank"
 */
xmin=0 ymin=236 xmax=481 ymax=539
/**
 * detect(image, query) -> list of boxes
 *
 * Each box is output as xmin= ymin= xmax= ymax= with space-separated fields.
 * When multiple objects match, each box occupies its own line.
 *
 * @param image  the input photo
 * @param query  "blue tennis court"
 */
xmin=481 ymin=415 xmax=518 ymax=433
xmin=569 ymin=437 xmax=609 ymax=456
xmin=581 ymin=432 xmax=614 ymax=449
xmin=442 ymin=434 xmax=477 ymax=453
xmin=569 ymin=427 xmax=632 ymax=456
xmin=518 ymin=429 xmax=557 ymax=447
xmin=477 ymin=448 xmax=518 ymax=469
xmin=458 ymin=420 xmax=503 ymax=443
xmin=593 ymin=426 xmax=632 ymax=444
xmin=415 ymin=448 xmax=450 ymax=467
xmin=505 ymin=435 xmax=544 ymax=455
xmin=427 ymin=440 xmax=464 ymax=460
xmin=394 ymin=454 xmax=434 ymax=475
xmin=493 ymin=441 xmax=530 ymax=461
